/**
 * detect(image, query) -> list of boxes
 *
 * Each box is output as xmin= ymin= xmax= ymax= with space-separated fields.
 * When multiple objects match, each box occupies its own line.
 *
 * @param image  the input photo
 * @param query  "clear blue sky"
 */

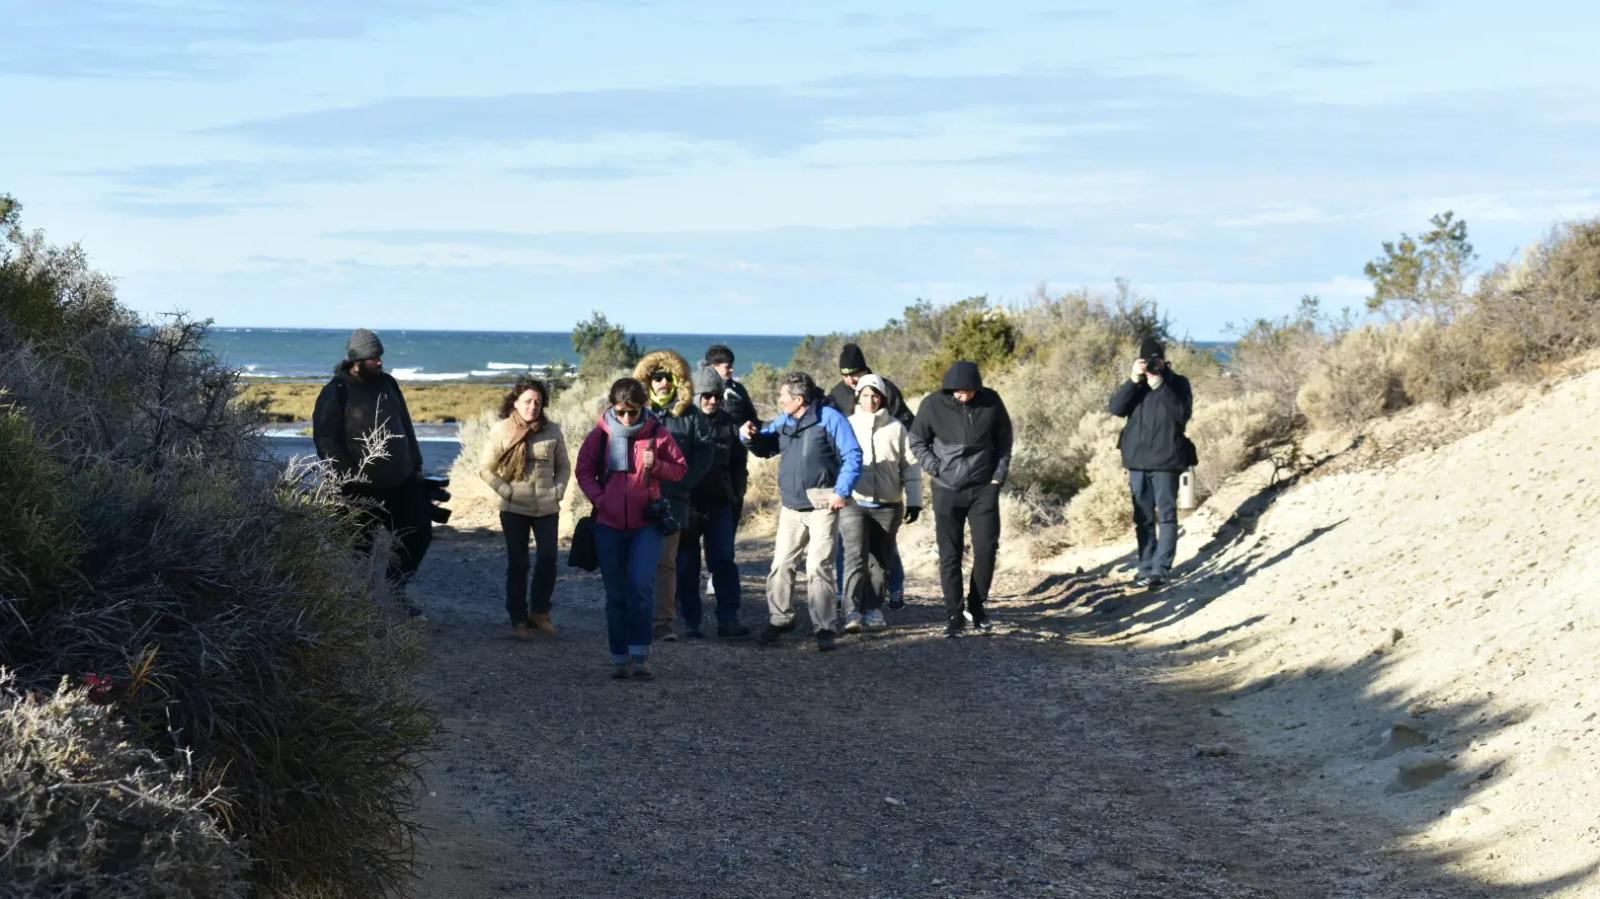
xmin=5 ymin=1 xmax=1598 ymax=338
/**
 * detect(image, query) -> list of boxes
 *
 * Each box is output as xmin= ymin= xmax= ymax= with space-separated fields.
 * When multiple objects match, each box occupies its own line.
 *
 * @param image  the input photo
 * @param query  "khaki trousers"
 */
xmin=765 ymin=505 xmax=839 ymax=631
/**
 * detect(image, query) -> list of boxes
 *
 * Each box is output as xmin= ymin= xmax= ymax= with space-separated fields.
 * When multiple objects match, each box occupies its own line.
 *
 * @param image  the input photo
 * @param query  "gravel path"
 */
xmin=402 ymin=526 xmax=1481 ymax=899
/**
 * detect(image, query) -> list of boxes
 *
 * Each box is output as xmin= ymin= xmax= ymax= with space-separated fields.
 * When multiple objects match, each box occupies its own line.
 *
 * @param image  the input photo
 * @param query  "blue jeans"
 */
xmin=1128 ymin=470 xmax=1180 ymax=577
xmin=676 ymin=504 xmax=741 ymax=628
xmin=595 ymin=523 xmax=663 ymax=663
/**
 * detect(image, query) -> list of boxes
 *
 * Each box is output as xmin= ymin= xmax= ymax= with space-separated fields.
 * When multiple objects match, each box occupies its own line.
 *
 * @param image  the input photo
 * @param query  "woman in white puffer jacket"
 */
xmin=840 ymin=374 xmax=923 ymax=631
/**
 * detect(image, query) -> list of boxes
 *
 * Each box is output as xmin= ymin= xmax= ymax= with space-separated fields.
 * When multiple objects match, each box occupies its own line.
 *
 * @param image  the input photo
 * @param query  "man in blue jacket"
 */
xmin=742 ymin=372 xmax=863 ymax=651
xmin=1108 ymin=337 xmax=1194 ymax=588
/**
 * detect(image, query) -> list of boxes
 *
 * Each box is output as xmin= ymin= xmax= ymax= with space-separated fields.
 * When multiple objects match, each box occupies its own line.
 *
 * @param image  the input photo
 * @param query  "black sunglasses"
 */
xmin=614 ymin=407 xmax=642 ymax=419
xmin=650 ymin=372 xmax=671 ymax=382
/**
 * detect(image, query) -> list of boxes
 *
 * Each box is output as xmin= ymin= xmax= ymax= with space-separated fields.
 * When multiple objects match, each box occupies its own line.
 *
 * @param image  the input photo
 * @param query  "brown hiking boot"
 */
xmin=512 ymin=622 xmax=533 ymax=641
xmin=527 ymin=614 xmax=557 ymax=637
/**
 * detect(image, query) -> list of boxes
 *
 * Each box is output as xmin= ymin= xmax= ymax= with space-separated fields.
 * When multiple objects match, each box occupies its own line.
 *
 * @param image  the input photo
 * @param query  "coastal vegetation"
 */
xmin=1 ymin=195 xmax=436 ymax=897
xmin=244 ymin=379 xmax=507 ymax=424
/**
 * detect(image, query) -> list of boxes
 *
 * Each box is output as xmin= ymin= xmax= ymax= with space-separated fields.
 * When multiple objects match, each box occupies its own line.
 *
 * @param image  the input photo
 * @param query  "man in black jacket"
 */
xmin=312 ymin=328 xmax=432 ymax=596
xmin=634 ymin=350 xmax=715 ymax=641
xmin=705 ymin=344 xmax=759 ymax=532
xmin=1107 ymin=337 xmax=1193 ymax=588
xmin=675 ymin=365 xmax=751 ymax=639
xmin=827 ymin=343 xmax=913 ymax=425
xmin=909 ymin=360 xmax=1013 ymax=637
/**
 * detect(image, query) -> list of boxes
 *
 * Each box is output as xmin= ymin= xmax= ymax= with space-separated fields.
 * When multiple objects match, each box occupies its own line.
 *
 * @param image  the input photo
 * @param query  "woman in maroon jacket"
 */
xmin=575 ymin=378 xmax=688 ymax=679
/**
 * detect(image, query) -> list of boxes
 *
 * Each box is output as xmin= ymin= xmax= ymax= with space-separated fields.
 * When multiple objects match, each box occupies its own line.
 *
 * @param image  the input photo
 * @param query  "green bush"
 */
xmin=0 ymin=673 xmax=248 ymax=898
xmin=1 ymin=198 xmax=437 ymax=898
xmin=920 ymin=307 xmax=1022 ymax=387
xmin=1064 ymin=413 xmax=1132 ymax=544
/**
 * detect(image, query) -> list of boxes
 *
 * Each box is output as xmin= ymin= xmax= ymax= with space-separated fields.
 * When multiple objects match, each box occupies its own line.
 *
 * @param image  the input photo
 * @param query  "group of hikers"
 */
xmin=311 ymin=329 xmax=1193 ymax=681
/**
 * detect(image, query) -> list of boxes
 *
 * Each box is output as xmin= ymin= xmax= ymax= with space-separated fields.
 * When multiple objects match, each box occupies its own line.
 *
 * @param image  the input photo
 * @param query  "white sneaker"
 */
xmin=962 ymin=609 xmax=974 ymax=624
xmin=843 ymin=613 xmax=863 ymax=634
xmin=705 ymin=574 xmax=715 ymax=596
xmin=863 ymin=610 xmax=887 ymax=629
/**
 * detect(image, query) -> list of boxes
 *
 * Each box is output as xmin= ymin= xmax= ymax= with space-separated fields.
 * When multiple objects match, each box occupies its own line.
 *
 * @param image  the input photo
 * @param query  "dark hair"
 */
xmin=781 ymin=371 xmax=816 ymax=399
xmin=705 ymin=344 xmax=734 ymax=366
xmin=498 ymin=376 xmax=550 ymax=419
xmin=609 ymin=377 xmax=648 ymax=407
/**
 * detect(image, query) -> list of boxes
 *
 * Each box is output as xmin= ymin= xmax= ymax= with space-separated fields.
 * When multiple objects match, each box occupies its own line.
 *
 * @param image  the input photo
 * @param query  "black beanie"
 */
xmin=347 ymin=328 xmax=384 ymax=361
xmin=1138 ymin=336 xmax=1165 ymax=360
xmin=838 ymin=343 xmax=868 ymax=374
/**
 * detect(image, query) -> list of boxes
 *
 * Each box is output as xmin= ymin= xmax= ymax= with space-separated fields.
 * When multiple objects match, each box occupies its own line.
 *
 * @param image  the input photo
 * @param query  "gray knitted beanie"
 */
xmin=346 ymin=328 xmax=384 ymax=361
xmin=692 ymin=365 xmax=724 ymax=395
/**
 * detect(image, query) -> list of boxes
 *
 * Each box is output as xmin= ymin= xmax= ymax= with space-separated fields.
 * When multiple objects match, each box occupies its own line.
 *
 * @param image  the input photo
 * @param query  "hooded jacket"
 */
xmin=633 ymin=350 xmax=714 ymax=514
xmin=312 ymin=364 xmax=423 ymax=490
xmin=908 ymin=361 xmax=1013 ymax=492
xmin=744 ymin=400 xmax=863 ymax=511
xmin=848 ymin=382 xmax=923 ymax=508
xmin=1108 ymin=367 xmax=1193 ymax=471
xmin=477 ymin=417 xmax=570 ymax=517
xmin=574 ymin=412 xmax=687 ymax=532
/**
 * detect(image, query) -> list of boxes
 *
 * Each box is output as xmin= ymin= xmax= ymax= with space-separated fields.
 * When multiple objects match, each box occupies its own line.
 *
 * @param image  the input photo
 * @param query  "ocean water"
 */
xmin=264 ymin=435 xmax=462 ymax=477
xmin=207 ymin=328 xmax=803 ymax=381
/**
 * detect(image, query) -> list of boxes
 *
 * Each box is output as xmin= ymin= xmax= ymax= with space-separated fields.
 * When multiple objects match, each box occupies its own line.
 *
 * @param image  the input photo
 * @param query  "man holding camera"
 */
xmin=742 ymin=372 xmax=862 ymax=651
xmin=312 ymin=328 xmax=435 ymax=609
xmin=1107 ymin=336 xmax=1194 ymax=588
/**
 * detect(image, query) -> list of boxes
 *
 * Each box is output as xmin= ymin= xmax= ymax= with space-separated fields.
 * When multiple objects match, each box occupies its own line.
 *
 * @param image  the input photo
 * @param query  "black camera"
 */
xmin=644 ymin=497 xmax=680 ymax=535
xmin=423 ymin=475 xmax=452 ymax=525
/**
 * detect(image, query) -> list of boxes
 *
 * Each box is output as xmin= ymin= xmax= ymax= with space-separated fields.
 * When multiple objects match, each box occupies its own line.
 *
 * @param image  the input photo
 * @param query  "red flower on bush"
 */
xmin=82 ymin=673 xmax=113 ymax=703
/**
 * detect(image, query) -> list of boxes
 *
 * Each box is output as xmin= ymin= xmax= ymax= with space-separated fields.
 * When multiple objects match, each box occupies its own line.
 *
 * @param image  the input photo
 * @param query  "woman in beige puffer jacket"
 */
xmin=479 ymin=377 xmax=570 ymax=639
xmin=841 ymin=374 xmax=923 ymax=631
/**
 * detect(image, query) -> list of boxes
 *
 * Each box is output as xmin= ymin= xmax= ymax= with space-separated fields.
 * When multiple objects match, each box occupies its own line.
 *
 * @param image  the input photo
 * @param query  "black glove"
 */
xmin=903 ymin=506 xmax=921 ymax=525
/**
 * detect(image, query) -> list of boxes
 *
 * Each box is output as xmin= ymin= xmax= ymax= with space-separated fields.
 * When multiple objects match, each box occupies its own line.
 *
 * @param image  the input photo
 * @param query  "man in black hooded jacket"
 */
xmin=1107 ymin=336 xmax=1193 ymax=587
xmin=312 ymin=328 xmax=432 ymax=595
xmin=908 ymin=360 xmax=1013 ymax=637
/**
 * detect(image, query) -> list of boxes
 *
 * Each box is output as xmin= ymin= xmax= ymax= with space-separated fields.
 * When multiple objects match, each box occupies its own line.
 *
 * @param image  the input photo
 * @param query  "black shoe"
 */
xmin=886 ymin=589 xmax=906 ymax=610
xmin=816 ymin=630 xmax=837 ymax=652
xmin=717 ymin=621 xmax=752 ymax=639
xmin=973 ymin=618 xmax=994 ymax=634
xmin=944 ymin=621 xmax=965 ymax=639
xmin=1145 ymin=576 xmax=1166 ymax=589
xmin=757 ymin=624 xmax=785 ymax=646
xmin=681 ymin=627 xmax=706 ymax=640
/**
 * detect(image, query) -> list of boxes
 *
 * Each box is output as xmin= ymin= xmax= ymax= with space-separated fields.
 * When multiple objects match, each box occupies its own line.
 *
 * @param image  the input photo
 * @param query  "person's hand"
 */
xmin=641 ymin=446 xmax=655 ymax=471
xmin=827 ymin=494 xmax=847 ymax=511
xmin=740 ymin=421 xmax=757 ymax=441
xmin=903 ymin=506 xmax=921 ymax=524
xmin=1130 ymin=358 xmax=1148 ymax=382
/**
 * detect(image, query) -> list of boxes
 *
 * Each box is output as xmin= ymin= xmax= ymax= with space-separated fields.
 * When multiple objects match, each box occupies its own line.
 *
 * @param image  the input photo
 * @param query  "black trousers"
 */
xmin=932 ymin=482 xmax=1001 ymax=624
xmin=352 ymin=476 xmax=433 ymax=586
xmin=501 ymin=511 xmax=559 ymax=623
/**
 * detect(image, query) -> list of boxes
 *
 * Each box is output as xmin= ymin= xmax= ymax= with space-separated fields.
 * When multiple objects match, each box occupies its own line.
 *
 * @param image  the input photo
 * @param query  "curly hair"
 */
xmin=498 ymin=376 xmax=550 ymax=420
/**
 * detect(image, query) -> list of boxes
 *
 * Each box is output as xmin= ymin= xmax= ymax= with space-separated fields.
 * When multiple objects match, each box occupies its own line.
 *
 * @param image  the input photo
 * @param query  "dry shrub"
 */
xmin=1397 ymin=318 xmax=1495 ymax=405
xmin=445 ymin=408 xmax=504 ymax=531
xmin=0 ymin=674 xmax=248 ymax=898
xmin=1226 ymin=296 xmax=1342 ymax=436
xmin=1064 ymin=413 xmax=1132 ymax=544
xmin=1297 ymin=326 xmax=1408 ymax=431
xmin=1187 ymin=391 xmax=1278 ymax=499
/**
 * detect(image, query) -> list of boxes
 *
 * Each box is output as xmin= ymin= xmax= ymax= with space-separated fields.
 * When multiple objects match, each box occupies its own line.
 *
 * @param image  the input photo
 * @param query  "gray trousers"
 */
xmin=766 ymin=505 xmax=839 ymax=631
xmin=1129 ymin=469 xmax=1180 ymax=576
xmin=839 ymin=503 xmax=902 ymax=617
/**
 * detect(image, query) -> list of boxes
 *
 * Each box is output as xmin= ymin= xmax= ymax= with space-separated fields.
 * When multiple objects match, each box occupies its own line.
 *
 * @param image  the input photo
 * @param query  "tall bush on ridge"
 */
xmin=571 ymin=310 xmax=642 ymax=381
xmin=1297 ymin=325 xmax=1408 ymax=430
xmin=0 ymin=197 xmax=436 ymax=897
xmin=1227 ymin=295 xmax=1346 ymax=436
xmin=1364 ymin=210 xmax=1476 ymax=321
xmin=919 ymin=307 xmax=1021 ymax=387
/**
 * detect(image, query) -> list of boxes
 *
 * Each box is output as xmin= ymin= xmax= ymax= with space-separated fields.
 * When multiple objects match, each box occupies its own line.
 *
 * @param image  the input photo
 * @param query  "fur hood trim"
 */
xmin=633 ymin=349 xmax=694 ymax=417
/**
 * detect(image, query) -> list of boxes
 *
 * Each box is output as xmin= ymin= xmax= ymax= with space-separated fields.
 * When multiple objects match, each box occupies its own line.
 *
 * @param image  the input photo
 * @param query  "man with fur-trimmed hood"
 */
xmin=634 ymin=349 xmax=714 ymax=640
